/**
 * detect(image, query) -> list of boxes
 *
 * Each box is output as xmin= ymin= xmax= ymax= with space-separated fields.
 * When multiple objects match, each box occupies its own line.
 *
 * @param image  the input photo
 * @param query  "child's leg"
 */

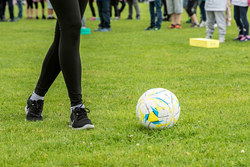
xmin=234 ymin=5 xmax=244 ymax=36
xmin=239 ymin=6 xmax=249 ymax=36
xmin=206 ymin=11 xmax=215 ymax=37
xmin=40 ymin=0 xmax=45 ymax=16
xmin=226 ymin=0 xmax=231 ymax=24
xmin=155 ymin=0 xmax=162 ymax=28
xmin=34 ymin=1 xmax=38 ymax=17
xmin=215 ymin=11 xmax=226 ymax=40
xmin=171 ymin=14 xmax=176 ymax=25
xmin=149 ymin=1 xmax=155 ymax=27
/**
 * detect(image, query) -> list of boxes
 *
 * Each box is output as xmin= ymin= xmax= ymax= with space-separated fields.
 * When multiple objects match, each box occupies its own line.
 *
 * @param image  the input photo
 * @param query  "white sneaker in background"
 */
xmin=200 ymin=21 xmax=206 ymax=27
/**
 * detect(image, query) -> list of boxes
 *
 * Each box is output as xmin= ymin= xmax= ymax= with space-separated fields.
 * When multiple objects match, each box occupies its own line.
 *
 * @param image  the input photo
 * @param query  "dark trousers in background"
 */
xmin=89 ymin=0 xmax=96 ymax=17
xmin=161 ymin=0 xmax=168 ymax=18
xmin=0 ymin=0 xmax=14 ymax=20
xmin=149 ymin=0 xmax=162 ymax=28
xmin=118 ymin=0 xmax=126 ymax=17
xmin=16 ymin=0 xmax=23 ymax=18
xmin=199 ymin=1 xmax=206 ymax=21
xmin=97 ymin=0 xmax=111 ymax=28
xmin=186 ymin=0 xmax=198 ymax=17
xmin=110 ymin=0 xmax=119 ymax=17
xmin=234 ymin=5 xmax=249 ymax=36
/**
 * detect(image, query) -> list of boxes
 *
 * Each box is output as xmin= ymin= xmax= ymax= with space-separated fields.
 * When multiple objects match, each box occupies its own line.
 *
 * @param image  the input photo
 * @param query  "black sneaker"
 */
xmin=25 ymin=96 xmax=44 ymax=121
xmin=70 ymin=106 xmax=94 ymax=130
xmin=152 ymin=27 xmax=160 ymax=31
xmin=191 ymin=23 xmax=200 ymax=28
xmin=144 ymin=26 xmax=154 ymax=31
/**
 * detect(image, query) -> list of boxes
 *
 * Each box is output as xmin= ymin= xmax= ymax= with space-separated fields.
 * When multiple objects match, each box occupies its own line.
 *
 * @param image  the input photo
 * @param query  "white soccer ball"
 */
xmin=136 ymin=88 xmax=181 ymax=130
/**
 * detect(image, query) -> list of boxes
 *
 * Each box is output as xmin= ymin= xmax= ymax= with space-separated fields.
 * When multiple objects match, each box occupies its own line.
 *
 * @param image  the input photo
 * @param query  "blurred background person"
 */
xmin=16 ymin=0 xmax=23 ymax=19
xmin=144 ymin=0 xmax=162 ymax=30
xmin=232 ymin=0 xmax=249 ymax=41
xmin=186 ymin=0 xmax=200 ymax=27
xmin=110 ymin=0 xmax=119 ymax=20
xmin=0 ymin=0 xmax=16 ymax=22
xmin=126 ymin=0 xmax=140 ymax=20
xmin=226 ymin=0 xmax=232 ymax=26
xmin=199 ymin=0 xmax=206 ymax=27
xmin=167 ymin=0 xmax=183 ymax=29
xmin=26 ymin=0 xmax=33 ymax=19
xmin=162 ymin=0 xmax=170 ymax=21
xmin=33 ymin=0 xmax=46 ymax=19
xmin=95 ymin=0 xmax=111 ymax=31
xmin=89 ymin=0 xmax=96 ymax=20
xmin=118 ymin=0 xmax=126 ymax=18
xmin=47 ymin=0 xmax=55 ymax=19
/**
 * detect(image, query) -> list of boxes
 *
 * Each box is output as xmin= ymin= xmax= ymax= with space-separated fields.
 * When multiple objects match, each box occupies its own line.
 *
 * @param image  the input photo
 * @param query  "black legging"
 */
xmin=34 ymin=0 xmax=88 ymax=106
xmin=234 ymin=6 xmax=249 ymax=36
xmin=118 ymin=0 xmax=126 ymax=16
xmin=161 ymin=0 xmax=168 ymax=17
xmin=110 ymin=0 xmax=119 ymax=17
xmin=34 ymin=0 xmax=45 ymax=9
xmin=26 ymin=0 xmax=33 ymax=9
xmin=186 ymin=0 xmax=198 ymax=17
xmin=89 ymin=0 xmax=96 ymax=17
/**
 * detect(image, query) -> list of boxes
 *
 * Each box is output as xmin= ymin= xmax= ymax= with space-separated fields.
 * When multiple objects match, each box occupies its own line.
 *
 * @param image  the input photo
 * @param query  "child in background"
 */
xmin=47 ymin=0 xmax=55 ymax=19
xmin=226 ymin=0 xmax=232 ymax=26
xmin=118 ymin=0 xmax=126 ymax=18
xmin=166 ymin=0 xmax=183 ymax=29
xmin=33 ymin=0 xmax=46 ymax=19
xmin=232 ymin=0 xmax=250 ymax=41
xmin=199 ymin=0 xmax=206 ymax=27
xmin=26 ymin=0 xmax=34 ymax=19
xmin=205 ymin=0 xmax=227 ymax=43
xmin=110 ymin=0 xmax=119 ymax=20
xmin=144 ymin=0 xmax=162 ymax=30
xmin=89 ymin=0 xmax=96 ymax=20
xmin=186 ymin=0 xmax=200 ymax=27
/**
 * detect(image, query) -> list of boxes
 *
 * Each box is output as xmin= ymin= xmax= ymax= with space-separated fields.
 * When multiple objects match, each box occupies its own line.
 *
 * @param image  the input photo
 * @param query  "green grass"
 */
xmin=0 ymin=3 xmax=249 ymax=167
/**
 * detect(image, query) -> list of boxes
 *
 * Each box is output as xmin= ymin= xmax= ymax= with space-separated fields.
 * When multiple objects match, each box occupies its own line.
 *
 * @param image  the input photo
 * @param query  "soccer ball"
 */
xmin=136 ymin=88 xmax=181 ymax=130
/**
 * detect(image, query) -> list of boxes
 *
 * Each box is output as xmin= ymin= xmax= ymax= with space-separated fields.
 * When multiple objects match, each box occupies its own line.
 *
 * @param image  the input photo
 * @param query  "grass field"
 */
xmin=0 ymin=3 xmax=249 ymax=167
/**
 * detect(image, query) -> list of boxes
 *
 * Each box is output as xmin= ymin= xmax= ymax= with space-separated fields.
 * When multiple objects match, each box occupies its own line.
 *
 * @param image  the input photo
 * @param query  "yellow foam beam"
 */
xmin=190 ymin=38 xmax=219 ymax=48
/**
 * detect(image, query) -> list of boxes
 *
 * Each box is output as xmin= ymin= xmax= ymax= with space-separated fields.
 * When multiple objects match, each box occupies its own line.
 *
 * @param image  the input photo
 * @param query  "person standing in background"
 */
xmin=145 ymin=0 xmax=162 ymax=30
xmin=199 ymin=0 xmax=206 ymax=27
xmin=126 ymin=0 xmax=140 ymax=20
xmin=47 ymin=0 xmax=55 ymax=19
xmin=110 ymin=0 xmax=119 ymax=20
xmin=0 ymin=0 xmax=16 ymax=22
xmin=95 ymin=0 xmax=111 ymax=32
xmin=232 ymin=0 xmax=249 ymax=41
xmin=226 ymin=0 xmax=232 ymax=26
xmin=33 ymin=0 xmax=46 ymax=19
xmin=89 ymin=0 xmax=96 ymax=20
xmin=166 ymin=0 xmax=183 ymax=29
xmin=186 ymin=0 xmax=200 ymax=27
xmin=16 ymin=0 xmax=23 ymax=19
xmin=118 ymin=0 xmax=126 ymax=18
xmin=205 ymin=0 xmax=227 ymax=43
xmin=26 ymin=0 xmax=33 ymax=19
xmin=161 ymin=0 xmax=170 ymax=21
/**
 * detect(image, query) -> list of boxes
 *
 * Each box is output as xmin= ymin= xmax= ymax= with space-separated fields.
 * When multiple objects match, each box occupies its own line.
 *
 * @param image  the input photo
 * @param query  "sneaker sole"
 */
xmin=25 ymin=105 xmax=43 ymax=121
xmin=69 ymin=124 xmax=95 ymax=130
